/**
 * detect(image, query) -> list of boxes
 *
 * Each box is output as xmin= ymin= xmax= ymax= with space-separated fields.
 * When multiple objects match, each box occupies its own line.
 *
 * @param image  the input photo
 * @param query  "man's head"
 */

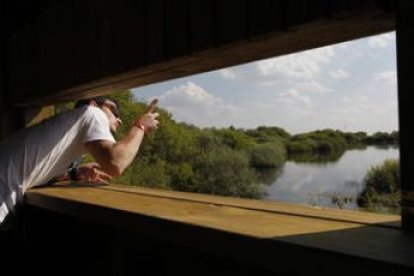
xmin=75 ymin=96 xmax=122 ymax=133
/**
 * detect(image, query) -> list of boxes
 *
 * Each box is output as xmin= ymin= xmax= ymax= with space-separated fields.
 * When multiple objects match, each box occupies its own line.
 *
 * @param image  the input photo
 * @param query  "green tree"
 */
xmin=193 ymin=146 xmax=262 ymax=198
xmin=250 ymin=141 xmax=286 ymax=168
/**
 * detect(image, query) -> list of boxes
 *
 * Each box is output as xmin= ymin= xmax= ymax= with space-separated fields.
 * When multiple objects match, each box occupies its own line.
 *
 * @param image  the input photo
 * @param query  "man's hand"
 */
xmin=136 ymin=99 xmax=159 ymax=133
xmin=76 ymin=162 xmax=112 ymax=183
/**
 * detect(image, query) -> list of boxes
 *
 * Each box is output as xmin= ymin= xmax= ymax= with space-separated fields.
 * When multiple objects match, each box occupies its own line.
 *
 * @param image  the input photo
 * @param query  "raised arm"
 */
xmin=85 ymin=99 xmax=159 ymax=177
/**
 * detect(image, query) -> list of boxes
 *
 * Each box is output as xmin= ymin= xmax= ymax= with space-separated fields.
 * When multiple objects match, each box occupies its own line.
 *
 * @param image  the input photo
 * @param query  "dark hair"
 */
xmin=75 ymin=96 xmax=121 ymax=118
xmin=74 ymin=96 xmax=107 ymax=108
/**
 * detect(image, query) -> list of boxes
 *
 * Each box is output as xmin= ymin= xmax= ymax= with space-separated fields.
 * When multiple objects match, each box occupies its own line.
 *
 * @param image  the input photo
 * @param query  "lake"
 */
xmin=263 ymin=145 xmax=399 ymax=210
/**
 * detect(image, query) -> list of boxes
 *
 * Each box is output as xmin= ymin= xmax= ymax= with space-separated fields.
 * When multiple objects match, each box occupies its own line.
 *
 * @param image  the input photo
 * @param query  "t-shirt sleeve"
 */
xmin=83 ymin=107 xmax=116 ymax=144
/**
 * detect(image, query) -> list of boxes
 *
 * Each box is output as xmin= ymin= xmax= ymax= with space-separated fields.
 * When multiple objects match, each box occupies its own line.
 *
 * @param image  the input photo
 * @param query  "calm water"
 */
xmin=264 ymin=146 xmax=399 ymax=210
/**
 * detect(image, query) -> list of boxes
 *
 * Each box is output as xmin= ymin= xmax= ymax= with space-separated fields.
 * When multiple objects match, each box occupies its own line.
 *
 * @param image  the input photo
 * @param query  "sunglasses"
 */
xmin=103 ymin=101 xmax=121 ymax=119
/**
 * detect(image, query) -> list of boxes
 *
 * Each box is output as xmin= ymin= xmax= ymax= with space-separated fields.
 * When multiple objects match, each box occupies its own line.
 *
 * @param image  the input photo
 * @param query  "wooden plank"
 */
xmin=34 ymin=0 xmax=75 ymax=97
xmin=14 ymin=7 xmax=394 ymax=106
xmin=24 ymin=105 xmax=55 ymax=127
xmin=27 ymin=184 xmax=362 ymax=238
xmin=163 ymin=0 xmax=190 ymax=58
xmin=93 ymin=0 xmax=112 ymax=77
xmin=330 ymin=0 xmax=368 ymax=15
xmin=100 ymin=184 xmax=401 ymax=227
xmin=145 ymin=0 xmax=166 ymax=64
xmin=70 ymin=0 xmax=102 ymax=86
xmin=25 ymin=183 xmax=414 ymax=272
xmin=247 ymin=0 xmax=285 ymax=36
xmin=283 ymin=0 xmax=308 ymax=27
xmin=25 ymin=184 xmax=397 ymax=237
xmin=303 ymin=0 xmax=331 ymax=21
xmin=7 ymin=2 xmax=395 ymax=106
xmin=7 ymin=23 xmax=36 ymax=104
xmin=214 ymin=0 xmax=248 ymax=44
xmin=105 ymin=0 xmax=149 ymax=73
xmin=188 ymin=0 xmax=215 ymax=51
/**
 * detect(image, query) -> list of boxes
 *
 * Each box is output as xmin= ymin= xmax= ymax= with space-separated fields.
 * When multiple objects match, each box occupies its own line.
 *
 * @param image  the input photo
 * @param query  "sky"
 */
xmin=132 ymin=31 xmax=398 ymax=135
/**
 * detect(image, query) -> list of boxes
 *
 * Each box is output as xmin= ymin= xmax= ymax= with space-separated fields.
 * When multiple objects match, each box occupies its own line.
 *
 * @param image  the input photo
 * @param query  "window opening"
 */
xmin=59 ymin=32 xmax=399 ymax=215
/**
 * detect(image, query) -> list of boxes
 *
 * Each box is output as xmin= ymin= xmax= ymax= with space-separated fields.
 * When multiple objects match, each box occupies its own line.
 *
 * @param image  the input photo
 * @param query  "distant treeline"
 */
xmin=68 ymin=91 xmax=398 ymax=199
xmin=287 ymin=129 xmax=398 ymax=155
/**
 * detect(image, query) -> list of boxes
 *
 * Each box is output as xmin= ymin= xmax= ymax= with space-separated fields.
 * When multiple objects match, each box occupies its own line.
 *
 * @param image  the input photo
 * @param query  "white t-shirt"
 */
xmin=0 ymin=106 xmax=115 ymax=224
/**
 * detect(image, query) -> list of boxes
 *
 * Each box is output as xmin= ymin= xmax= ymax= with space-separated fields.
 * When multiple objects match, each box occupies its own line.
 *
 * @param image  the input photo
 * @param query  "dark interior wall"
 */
xmin=0 ymin=1 xmax=30 ymax=138
xmin=1 ymin=0 xmax=394 ymax=107
xmin=19 ymin=206 xmax=277 ymax=276
xmin=396 ymin=0 xmax=414 ymax=232
xmin=3 ymin=0 xmax=412 ymax=231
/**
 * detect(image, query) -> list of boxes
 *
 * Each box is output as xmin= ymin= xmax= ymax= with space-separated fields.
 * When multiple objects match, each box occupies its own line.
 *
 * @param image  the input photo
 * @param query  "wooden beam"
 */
xmin=101 ymin=184 xmax=400 ymax=228
xmin=396 ymin=0 xmax=414 ymax=233
xmin=25 ymin=184 xmax=412 ymax=275
xmin=7 ymin=2 xmax=394 ymax=107
xmin=24 ymin=105 xmax=55 ymax=127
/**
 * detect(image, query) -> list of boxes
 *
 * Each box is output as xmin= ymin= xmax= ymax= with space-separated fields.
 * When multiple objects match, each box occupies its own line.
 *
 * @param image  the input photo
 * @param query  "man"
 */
xmin=0 ymin=96 xmax=159 ymax=227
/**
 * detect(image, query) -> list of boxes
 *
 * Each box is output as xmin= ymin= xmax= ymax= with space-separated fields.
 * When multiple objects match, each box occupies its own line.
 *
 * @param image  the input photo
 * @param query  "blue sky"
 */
xmin=132 ymin=32 xmax=398 ymax=135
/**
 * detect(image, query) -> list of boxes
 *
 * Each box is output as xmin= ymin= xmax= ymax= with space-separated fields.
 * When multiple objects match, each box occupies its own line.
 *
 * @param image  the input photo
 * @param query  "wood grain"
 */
xmin=25 ymin=183 xmax=412 ymax=271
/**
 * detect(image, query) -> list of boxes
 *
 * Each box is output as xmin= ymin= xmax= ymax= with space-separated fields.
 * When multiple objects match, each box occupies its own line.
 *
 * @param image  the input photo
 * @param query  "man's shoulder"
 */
xmin=83 ymin=105 xmax=102 ymax=114
xmin=80 ymin=106 xmax=107 ymax=120
xmin=81 ymin=106 xmax=111 ymax=129
xmin=53 ymin=106 xmax=109 ymax=129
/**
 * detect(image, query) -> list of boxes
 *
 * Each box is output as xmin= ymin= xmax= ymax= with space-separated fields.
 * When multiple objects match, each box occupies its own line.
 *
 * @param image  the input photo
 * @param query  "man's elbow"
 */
xmin=105 ymin=163 xmax=123 ymax=177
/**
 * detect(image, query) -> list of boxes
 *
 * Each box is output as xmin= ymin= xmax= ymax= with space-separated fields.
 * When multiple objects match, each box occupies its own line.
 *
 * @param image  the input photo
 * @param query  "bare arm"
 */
xmin=85 ymin=126 xmax=144 ymax=176
xmin=85 ymin=99 xmax=159 ymax=177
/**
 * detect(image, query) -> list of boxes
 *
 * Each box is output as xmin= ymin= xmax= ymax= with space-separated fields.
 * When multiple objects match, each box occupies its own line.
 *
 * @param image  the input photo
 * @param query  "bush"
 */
xmin=287 ymin=129 xmax=347 ymax=154
xmin=117 ymin=158 xmax=172 ymax=189
xmin=193 ymin=147 xmax=263 ymax=199
xmin=245 ymin=126 xmax=291 ymax=143
xmin=250 ymin=141 xmax=286 ymax=168
xmin=357 ymin=159 xmax=400 ymax=214
xmin=287 ymin=139 xmax=316 ymax=153
xmin=364 ymin=159 xmax=400 ymax=194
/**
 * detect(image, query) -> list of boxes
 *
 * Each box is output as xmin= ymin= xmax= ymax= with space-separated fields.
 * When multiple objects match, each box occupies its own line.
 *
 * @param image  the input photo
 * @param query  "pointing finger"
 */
xmin=147 ymin=98 xmax=159 ymax=114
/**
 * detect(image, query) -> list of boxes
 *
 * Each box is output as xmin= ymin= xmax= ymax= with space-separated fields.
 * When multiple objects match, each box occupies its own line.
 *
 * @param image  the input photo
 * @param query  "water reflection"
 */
xmin=370 ymin=144 xmax=399 ymax=150
xmin=262 ymin=146 xmax=399 ymax=211
xmin=255 ymin=167 xmax=283 ymax=186
xmin=305 ymin=180 xmax=364 ymax=209
xmin=288 ymin=149 xmax=345 ymax=164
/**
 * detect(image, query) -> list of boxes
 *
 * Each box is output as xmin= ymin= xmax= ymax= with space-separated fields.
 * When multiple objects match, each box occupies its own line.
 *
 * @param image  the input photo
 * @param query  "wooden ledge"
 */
xmin=25 ymin=183 xmax=413 ymax=274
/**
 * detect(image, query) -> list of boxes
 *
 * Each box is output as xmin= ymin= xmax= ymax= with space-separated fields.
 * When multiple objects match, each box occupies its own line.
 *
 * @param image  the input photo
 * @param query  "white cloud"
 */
xmin=216 ymin=45 xmax=335 ymax=84
xmin=336 ymin=96 xmax=373 ymax=116
xmin=256 ymin=46 xmax=335 ymax=80
xmin=274 ymin=88 xmax=314 ymax=112
xmin=218 ymin=68 xmax=237 ymax=80
xmin=274 ymin=89 xmax=312 ymax=109
xmin=372 ymin=71 xmax=397 ymax=87
xmin=367 ymin=33 xmax=395 ymax=49
xmin=267 ymin=81 xmax=330 ymax=113
xmin=157 ymin=81 xmax=240 ymax=126
xmin=330 ymin=69 xmax=350 ymax=79
xmin=160 ymin=81 xmax=218 ymax=106
xmin=288 ymin=89 xmax=310 ymax=105
xmin=295 ymin=81 xmax=332 ymax=95
xmin=329 ymin=94 xmax=398 ymax=133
